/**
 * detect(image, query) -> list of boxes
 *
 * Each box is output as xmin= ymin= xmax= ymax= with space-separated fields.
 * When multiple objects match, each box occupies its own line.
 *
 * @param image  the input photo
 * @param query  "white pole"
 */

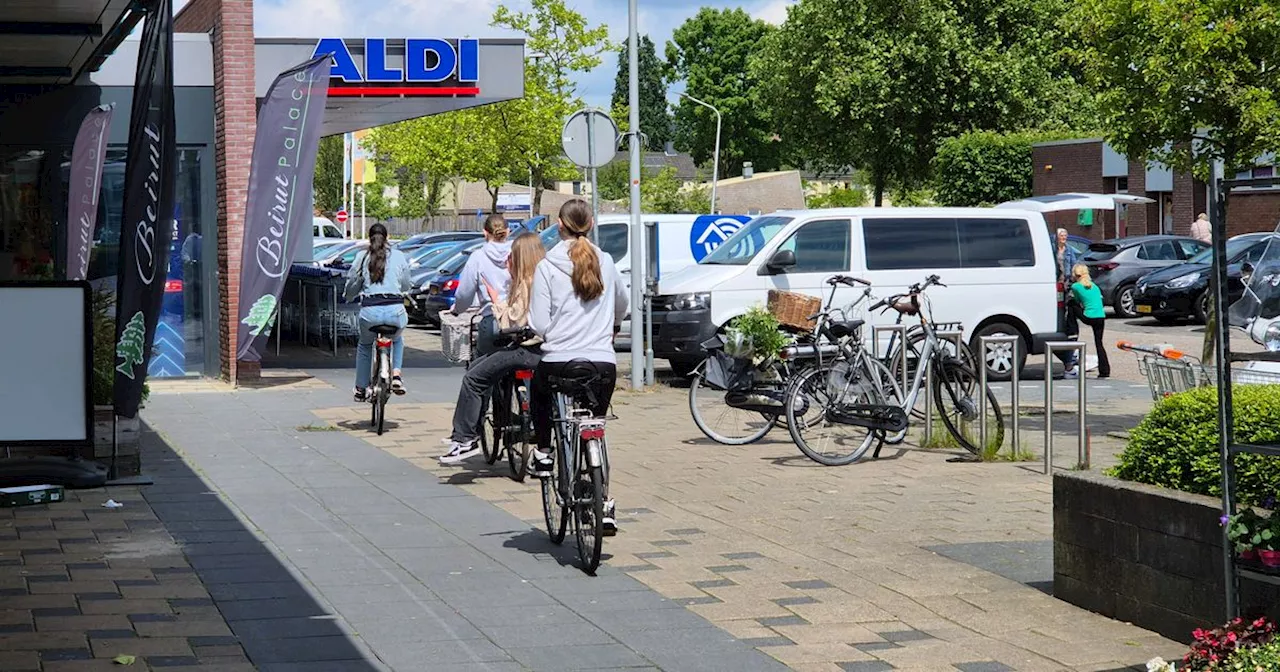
xmin=680 ymin=93 xmax=721 ymax=214
xmin=628 ymin=0 xmax=643 ymax=390
xmin=341 ymin=133 xmax=349 ymax=235
xmin=360 ymin=187 xmax=366 ymax=238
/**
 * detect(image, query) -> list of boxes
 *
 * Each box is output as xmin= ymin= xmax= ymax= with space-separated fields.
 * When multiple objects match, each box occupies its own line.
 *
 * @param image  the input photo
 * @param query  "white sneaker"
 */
xmin=602 ymin=499 xmax=617 ymax=537
xmin=1063 ymin=369 xmax=1079 ymax=379
xmin=528 ymin=449 xmax=554 ymax=478
xmin=439 ymin=441 xmax=481 ymax=464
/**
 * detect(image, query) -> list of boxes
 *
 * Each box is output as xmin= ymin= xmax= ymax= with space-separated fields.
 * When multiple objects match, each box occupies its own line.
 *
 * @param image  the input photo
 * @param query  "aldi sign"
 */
xmin=311 ymin=38 xmax=479 ymax=97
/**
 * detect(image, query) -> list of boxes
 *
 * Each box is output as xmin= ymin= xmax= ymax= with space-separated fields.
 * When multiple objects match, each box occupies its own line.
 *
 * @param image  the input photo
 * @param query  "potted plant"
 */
xmin=1259 ymin=514 xmax=1280 ymax=568
xmin=724 ymin=306 xmax=792 ymax=371
xmin=1225 ymin=509 xmax=1265 ymax=561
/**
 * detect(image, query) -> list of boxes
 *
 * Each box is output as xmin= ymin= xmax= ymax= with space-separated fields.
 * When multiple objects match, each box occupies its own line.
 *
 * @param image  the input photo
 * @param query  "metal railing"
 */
xmin=1043 ymin=341 xmax=1088 ymax=474
xmin=978 ymin=335 xmax=1020 ymax=458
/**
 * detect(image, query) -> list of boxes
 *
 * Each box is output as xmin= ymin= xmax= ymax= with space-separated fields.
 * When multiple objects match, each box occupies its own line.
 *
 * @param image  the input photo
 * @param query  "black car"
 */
xmin=1081 ymin=235 xmax=1208 ymax=317
xmin=1133 ymin=233 xmax=1280 ymax=324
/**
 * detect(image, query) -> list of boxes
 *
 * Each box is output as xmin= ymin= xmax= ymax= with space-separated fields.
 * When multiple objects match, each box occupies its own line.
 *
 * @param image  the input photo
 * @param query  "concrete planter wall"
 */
xmin=1054 ymin=470 xmax=1280 ymax=643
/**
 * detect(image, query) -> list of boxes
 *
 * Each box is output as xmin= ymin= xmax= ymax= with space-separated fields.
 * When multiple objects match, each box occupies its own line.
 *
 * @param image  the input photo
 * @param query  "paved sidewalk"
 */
xmin=138 ymin=380 xmax=788 ymax=672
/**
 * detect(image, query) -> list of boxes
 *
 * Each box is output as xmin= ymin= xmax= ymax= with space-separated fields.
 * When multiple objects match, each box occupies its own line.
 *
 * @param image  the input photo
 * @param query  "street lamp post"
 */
xmin=628 ymin=0 xmax=644 ymax=390
xmin=679 ymin=92 xmax=721 ymax=214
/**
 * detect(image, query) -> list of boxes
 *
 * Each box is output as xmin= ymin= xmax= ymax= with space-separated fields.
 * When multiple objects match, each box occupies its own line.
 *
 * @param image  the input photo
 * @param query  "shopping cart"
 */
xmin=1117 ymin=341 xmax=1280 ymax=401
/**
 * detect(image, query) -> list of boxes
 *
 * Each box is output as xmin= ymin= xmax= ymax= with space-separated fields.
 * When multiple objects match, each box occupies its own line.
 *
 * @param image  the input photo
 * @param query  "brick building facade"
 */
xmin=1033 ymin=138 xmax=1279 ymax=241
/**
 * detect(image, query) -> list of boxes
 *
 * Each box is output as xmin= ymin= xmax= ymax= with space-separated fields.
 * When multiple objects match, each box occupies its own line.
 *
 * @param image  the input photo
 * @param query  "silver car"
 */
xmin=1081 ymin=235 xmax=1208 ymax=317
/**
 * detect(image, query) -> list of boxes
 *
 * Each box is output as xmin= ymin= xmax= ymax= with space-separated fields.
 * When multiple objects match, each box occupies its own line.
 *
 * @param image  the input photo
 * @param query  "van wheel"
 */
xmin=972 ymin=323 xmax=1026 ymax=383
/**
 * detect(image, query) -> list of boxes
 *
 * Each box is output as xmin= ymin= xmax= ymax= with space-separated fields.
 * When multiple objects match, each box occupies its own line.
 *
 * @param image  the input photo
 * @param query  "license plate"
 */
xmin=1136 ymin=305 xmax=1152 ymax=314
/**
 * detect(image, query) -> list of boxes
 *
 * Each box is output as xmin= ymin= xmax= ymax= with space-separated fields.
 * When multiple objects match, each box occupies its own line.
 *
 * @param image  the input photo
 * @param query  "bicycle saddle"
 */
xmin=547 ymin=360 xmax=602 ymax=405
xmin=369 ymin=324 xmax=399 ymax=336
xmin=827 ymin=319 xmax=865 ymax=339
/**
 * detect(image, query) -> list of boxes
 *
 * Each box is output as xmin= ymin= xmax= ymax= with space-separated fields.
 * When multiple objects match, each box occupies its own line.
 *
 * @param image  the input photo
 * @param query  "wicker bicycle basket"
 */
xmin=767 ymin=289 xmax=822 ymax=331
xmin=439 ymin=310 xmax=477 ymax=365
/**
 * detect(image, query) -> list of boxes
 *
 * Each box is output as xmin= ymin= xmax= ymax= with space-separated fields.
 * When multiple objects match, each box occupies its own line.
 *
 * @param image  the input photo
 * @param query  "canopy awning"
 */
xmin=996 ymin=193 xmax=1155 ymax=212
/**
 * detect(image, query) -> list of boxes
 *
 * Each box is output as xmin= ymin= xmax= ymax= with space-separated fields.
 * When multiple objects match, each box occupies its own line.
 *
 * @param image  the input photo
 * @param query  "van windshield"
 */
xmin=700 ymin=216 xmax=793 ymax=265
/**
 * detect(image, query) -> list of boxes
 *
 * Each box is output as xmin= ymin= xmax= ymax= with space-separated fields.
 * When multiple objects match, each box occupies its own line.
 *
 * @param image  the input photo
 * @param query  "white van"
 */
xmin=540 ymin=214 xmax=752 ymax=344
xmin=313 ymin=216 xmax=344 ymax=244
xmin=651 ymin=208 xmax=1065 ymax=379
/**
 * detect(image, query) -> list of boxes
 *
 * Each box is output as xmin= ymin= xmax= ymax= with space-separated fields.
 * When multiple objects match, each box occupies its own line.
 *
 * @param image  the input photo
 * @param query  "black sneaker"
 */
xmin=439 ymin=441 xmax=481 ymax=464
xmin=354 ymin=388 xmax=368 ymax=403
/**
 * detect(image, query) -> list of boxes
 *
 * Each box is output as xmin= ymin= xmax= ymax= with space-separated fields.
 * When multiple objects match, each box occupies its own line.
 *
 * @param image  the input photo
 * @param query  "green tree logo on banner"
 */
xmin=115 ymin=311 xmax=147 ymax=379
xmin=242 ymin=295 xmax=277 ymax=337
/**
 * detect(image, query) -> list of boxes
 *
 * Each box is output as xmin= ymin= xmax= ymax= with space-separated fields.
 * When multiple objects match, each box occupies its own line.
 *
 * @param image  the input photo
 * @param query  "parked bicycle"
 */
xmin=365 ymin=324 xmax=398 ymax=436
xmin=686 ymin=275 xmax=872 ymax=445
xmin=785 ymin=275 xmax=1004 ymax=463
xmin=537 ymin=360 xmax=614 ymax=574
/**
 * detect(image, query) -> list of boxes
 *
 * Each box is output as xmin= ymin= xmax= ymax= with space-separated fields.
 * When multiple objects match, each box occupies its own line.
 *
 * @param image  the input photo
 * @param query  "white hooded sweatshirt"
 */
xmin=453 ymin=240 xmax=512 ymax=314
xmin=530 ymin=239 xmax=629 ymax=364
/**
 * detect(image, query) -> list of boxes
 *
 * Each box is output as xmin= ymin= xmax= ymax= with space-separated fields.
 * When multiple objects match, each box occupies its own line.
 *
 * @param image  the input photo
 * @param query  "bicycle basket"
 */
xmin=439 ymin=310 xmax=477 ymax=365
xmin=767 ymin=290 xmax=822 ymax=331
xmin=704 ymin=351 xmax=754 ymax=392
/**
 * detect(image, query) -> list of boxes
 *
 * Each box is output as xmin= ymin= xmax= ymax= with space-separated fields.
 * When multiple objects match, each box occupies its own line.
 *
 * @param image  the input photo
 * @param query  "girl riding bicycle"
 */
xmin=440 ymin=233 xmax=546 ymax=464
xmin=527 ymin=199 xmax=629 ymax=532
xmin=344 ymin=223 xmax=412 ymax=400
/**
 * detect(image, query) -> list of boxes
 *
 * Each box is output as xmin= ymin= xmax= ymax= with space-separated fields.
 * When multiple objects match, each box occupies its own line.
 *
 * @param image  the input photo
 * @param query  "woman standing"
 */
xmin=1070 ymin=264 xmax=1110 ymax=379
xmin=440 ymin=233 xmax=546 ymax=464
xmin=344 ymin=223 xmax=412 ymax=399
xmin=527 ymin=200 xmax=629 ymax=533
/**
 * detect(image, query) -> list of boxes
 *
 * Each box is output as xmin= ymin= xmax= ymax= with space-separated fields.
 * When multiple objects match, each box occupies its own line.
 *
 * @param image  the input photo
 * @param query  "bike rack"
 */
xmin=925 ymin=329 xmax=965 ymax=445
xmin=1043 ymin=341 xmax=1088 ymax=475
xmin=979 ymin=335 xmax=1020 ymax=458
xmin=871 ymin=324 xmax=909 ymax=395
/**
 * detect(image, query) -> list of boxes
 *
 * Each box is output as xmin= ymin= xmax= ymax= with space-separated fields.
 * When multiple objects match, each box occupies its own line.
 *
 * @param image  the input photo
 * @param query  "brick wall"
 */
xmin=1031 ymin=142 xmax=1107 ymax=239
xmin=176 ymin=0 xmax=256 ymax=384
xmin=1172 ymin=171 xmax=1197 ymax=236
xmin=1226 ymin=190 xmax=1280 ymax=237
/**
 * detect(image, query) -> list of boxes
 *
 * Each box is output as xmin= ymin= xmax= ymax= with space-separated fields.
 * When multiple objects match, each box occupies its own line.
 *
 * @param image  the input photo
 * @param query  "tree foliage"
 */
xmin=313 ymin=135 xmax=343 ymax=214
xmin=622 ymin=166 xmax=710 ymax=214
xmin=933 ymin=130 xmax=1076 ymax=206
xmin=807 ymin=184 xmax=868 ymax=208
xmin=667 ymin=9 xmax=782 ymax=178
xmin=754 ymin=0 xmax=1091 ymax=205
xmin=596 ymin=159 xmax=630 ymax=201
xmin=612 ymin=35 xmax=670 ymax=151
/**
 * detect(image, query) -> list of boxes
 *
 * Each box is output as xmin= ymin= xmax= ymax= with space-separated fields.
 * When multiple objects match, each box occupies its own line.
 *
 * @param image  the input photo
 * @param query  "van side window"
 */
xmin=958 ymin=218 xmax=1035 ymax=267
xmin=777 ymin=219 xmax=850 ymax=273
xmin=864 ymin=218 xmax=960 ymax=270
xmin=597 ymin=223 xmax=628 ymax=263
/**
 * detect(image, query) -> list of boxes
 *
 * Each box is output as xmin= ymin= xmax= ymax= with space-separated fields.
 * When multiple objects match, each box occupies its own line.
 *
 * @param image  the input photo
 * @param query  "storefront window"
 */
xmin=0 ymin=149 xmax=60 ymax=281
xmin=90 ymin=147 xmax=207 ymax=377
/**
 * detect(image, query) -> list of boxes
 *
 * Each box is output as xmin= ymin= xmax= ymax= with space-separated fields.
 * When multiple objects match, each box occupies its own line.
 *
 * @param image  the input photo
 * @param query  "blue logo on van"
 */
xmin=690 ymin=215 xmax=751 ymax=262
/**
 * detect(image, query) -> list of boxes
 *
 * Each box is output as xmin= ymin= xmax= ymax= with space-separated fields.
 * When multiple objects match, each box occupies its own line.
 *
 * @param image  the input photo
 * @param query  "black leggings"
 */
xmin=1079 ymin=315 xmax=1111 ymax=377
xmin=531 ymin=361 xmax=618 ymax=451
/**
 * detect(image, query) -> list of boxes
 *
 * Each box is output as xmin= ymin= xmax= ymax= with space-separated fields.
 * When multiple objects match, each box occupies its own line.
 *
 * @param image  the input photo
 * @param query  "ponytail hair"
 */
xmin=367 ymin=223 xmax=389 ymax=284
xmin=483 ymin=213 xmax=510 ymax=242
xmin=558 ymin=199 xmax=603 ymax=301
xmin=1072 ymin=263 xmax=1093 ymax=290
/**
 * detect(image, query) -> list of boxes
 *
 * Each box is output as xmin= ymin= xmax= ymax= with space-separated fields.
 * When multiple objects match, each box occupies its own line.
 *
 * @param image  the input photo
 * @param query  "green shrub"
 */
xmin=1110 ymin=385 xmax=1280 ymax=507
xmin=932 ymin=130 xmax=1080 ymax=207
xmin=1225 ymin=638 xmax=1280 ymax=671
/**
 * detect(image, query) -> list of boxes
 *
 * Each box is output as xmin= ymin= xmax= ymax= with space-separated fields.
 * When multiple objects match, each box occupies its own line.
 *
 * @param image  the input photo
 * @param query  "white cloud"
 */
xmin=752 ymin=0 xmax=794 ymax=25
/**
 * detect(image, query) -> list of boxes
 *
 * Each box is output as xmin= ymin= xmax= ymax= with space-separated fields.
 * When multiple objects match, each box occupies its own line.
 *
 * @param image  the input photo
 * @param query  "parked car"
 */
xmin=1081 ymin=235 xmax=1208 ymax=317
xmin=408 ymin=240 xmax=465 ymax=271
xmin=406 ymin=241 xmax=473 ymax=322
xmin=395 ymin=231 xmax=482 ymax=253
xmin=418 ymin=240 xmax=484 ymax=326
xmin=306 ymin=240 xmax=367 ymax=270
xmin=653 ymin=208 xmax=1064 ymax=380
xmin=1133 ymin=232 xmax=1280 ymax=324
xmin=313 ymin=216 xmax=344 ymax=245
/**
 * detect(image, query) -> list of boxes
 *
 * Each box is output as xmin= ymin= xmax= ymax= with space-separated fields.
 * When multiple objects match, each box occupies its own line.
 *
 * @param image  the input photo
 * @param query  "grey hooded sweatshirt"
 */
xmin=453 ymin=240 xmax=512 ymax=315
xmin=529 ymin=239 xmax=629 ymax=364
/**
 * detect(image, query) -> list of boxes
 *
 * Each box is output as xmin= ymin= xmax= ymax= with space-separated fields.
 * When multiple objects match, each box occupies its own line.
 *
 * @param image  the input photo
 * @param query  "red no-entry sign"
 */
xmin=335 ymin=210 xmax=349 ymax=224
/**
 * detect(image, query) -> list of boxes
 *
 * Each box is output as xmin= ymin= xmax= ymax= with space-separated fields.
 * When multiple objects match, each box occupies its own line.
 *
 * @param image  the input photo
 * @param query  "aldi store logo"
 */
xmin=311 ymin=38 xmax=480 ymax=97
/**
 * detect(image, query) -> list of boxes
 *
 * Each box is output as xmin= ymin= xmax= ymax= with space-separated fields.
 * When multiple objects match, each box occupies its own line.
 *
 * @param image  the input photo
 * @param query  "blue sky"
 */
xmin=241 ymin=0 xmax=794 ymax=110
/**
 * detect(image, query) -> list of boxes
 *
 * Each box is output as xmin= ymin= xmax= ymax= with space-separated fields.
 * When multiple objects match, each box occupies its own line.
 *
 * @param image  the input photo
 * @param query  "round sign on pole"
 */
xmin=562 ymin=109 xmax=619 ymax=169
xmin=336 ymin=210 xmax=349 ymax=224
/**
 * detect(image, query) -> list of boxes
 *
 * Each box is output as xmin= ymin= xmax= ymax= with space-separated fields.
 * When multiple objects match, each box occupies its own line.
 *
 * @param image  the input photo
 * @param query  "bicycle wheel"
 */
xmin=505 ymin=383 xmax=530 ymax=482
xmin=541 ymin=445 xmax=568 ymax=544
xmin=688 ymin=361 xmax=778 ymax=445
xmin=785 ymin=362 xmax=884 ymax=466
xmin=890 ymin=336 xmax=975 ymax=419
xmin=573 ymin=443 xmax=605 ymax=574
xmin=863 ymin=356 xmax=907 ymax=446
xmin=480 ymin=389 xmax=500 ymax=464
xmin=931 ymin=359 xmax=1004 ymax=456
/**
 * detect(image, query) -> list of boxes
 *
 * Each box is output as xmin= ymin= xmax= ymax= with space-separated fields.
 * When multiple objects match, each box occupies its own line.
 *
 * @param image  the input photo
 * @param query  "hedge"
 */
xmin=932 ymin=130 xmax=1080 ymax=207
xmin=1110 ymin=385 xmax=1280 ymax=507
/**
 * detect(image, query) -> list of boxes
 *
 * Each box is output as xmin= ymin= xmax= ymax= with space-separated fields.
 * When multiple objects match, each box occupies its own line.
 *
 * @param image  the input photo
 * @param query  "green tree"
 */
xmin=359 ymin=183 xmax=394 ymax=221
xmin=1069 ymin=0 xmax=1280 ymax=362
xmin=933 ymin=131 xmax=1075 ymax=206
xmin=623 ymin=166 xmax=710 ymax=213
xmin=755 ymin=0 xmax=1091 ymax=205
xmin=807 ymin=184 xmax=868 ymax=208
xmin=596 ymin=159 xmax=630 ymax=201
xmin=313 ymin=135 xmax=343 ymax=213
xmin=667 ymin=9 xmax=781 ymax=178
xmin=611 ymin=35 xmax=670 ymax=151
xmin=493 ymin=0 xmax=611 ymax=214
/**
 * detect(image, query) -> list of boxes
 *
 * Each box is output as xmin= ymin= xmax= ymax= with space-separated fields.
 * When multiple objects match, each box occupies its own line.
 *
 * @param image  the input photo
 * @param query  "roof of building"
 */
xmin=610 ymin=151 xmax=699 ymax=180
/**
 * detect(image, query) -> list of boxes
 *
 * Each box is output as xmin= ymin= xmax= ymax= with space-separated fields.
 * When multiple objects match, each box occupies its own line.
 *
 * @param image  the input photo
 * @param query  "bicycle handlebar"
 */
xmin=825 ymin=275 xmax=871 ymax=287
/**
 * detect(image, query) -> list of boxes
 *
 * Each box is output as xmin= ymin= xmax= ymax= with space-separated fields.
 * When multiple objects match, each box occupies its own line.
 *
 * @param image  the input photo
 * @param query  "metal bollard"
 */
xmin=979 ymin=335 xmax=1020 ymax=457
xmin=1043 ymin=341 xmax=1088 ymax=475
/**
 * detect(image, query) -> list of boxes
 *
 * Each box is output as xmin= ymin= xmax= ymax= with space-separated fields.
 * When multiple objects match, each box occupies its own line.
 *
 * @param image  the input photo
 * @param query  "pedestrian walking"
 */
xmin=1055 ymin=228 xmax=1081 ymax=374
xmin=1190 ymin=213 xmax=1211 ymax=243
xmin=1070 ymin=264 xmax=1110 ymax=379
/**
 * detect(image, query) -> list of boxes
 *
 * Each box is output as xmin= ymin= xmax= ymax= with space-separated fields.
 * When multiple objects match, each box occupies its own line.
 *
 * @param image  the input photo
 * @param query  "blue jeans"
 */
xmin=355 ymin=304 xmax=408 ymax=390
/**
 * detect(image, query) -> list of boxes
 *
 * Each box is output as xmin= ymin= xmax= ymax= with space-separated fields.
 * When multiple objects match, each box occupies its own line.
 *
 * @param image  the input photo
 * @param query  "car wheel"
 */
xmin=1114 ymin=284 xmax=1138 ymax=318
xmin=1194 ymin=292 xmax=1210 ymax=324
xmin=971 ymin=322 xmax=1026 ymax=382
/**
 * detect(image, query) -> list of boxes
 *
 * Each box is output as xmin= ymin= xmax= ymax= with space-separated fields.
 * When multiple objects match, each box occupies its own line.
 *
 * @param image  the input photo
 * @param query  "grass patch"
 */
xmin=296 ymin=424 xmax=340 ymax=432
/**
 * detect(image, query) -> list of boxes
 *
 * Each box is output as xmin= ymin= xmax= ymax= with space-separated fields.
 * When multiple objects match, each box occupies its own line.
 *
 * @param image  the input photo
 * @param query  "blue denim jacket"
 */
xmin=344 ymin=247 xmax=412 ymax=302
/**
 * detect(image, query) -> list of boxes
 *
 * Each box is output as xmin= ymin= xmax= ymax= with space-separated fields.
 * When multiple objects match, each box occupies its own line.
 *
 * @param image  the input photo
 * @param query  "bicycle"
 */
xmin=484 ymin=326 xmax=538 ymax=482
xmin=365 ymin=324 xmax=398 ymax=436
xmin=786 ymin=275 xmax=1004 ymax=462
xmin=537 ymin=360 xmax=613 ymax=575
xmin=686 ymin=275 xmax=872 ymax=445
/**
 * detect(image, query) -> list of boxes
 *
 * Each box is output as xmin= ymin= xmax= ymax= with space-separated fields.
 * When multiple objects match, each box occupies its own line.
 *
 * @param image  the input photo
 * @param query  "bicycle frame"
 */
xmin=551 ymin=392 xmax=611 ymax=505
